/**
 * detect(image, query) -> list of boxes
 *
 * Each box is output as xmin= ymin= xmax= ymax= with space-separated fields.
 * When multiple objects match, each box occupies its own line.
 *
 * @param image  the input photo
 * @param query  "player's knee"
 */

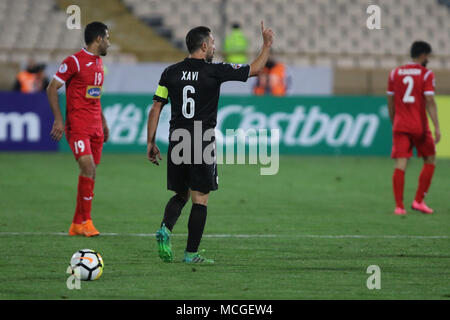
xmin=78 ymin=156 xmax=96 ymax=178
xmin=424 ymin=157 xmax=436 ymax=165
xmin=395 ymin=158 xmax=408 ymax=170
xmin=79 ymin=163 xmax=96 ymax=178
xmin=192 ymin=199 xmax=208 ymax=206
xmin=191 ymin=193 xmax=209 ymax=206
xmin=81 ymin=168 xmax=95 ymax=179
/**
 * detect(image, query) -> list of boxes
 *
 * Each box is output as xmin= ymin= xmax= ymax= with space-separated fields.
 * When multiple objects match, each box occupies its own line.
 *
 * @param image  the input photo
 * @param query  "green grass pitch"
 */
xmin=0 ymin=152 xmax=449 ymax=299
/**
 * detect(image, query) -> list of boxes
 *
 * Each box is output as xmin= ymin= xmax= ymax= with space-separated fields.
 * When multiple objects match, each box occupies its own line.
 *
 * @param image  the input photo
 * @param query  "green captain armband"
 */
xmin=155 ymin=85 xmax=169 ymax=100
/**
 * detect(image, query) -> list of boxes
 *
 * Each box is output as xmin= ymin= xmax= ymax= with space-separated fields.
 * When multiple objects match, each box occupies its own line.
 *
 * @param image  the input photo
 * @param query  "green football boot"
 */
xmin=155 ymin=224 xmax=173 ymax=262
xmin=182 ymin=250 xmax=214 ymax=264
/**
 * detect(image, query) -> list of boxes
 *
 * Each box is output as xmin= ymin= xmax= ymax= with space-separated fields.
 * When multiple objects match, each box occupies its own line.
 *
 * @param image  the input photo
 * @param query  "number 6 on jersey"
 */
xmin=182 ymin=85 xmax=195 ymax=119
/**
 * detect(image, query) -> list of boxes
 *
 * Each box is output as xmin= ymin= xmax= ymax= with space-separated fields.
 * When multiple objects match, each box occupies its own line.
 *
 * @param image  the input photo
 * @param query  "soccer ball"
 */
xmin=69 ymin=249 xmax=104 ymax=281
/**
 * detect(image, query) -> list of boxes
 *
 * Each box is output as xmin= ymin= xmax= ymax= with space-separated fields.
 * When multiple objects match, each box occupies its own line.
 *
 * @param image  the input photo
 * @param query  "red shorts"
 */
xmin=391 ymin=131 xmax=436 ymax=159
xmin=66 ymin=130 xmax=104 ymax=165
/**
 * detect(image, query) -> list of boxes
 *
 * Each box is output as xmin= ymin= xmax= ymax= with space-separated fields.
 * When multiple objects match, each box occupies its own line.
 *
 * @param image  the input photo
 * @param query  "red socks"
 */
xmin=415 ymin=164 xmax=435 ymax=203
xmin=73 ymin=185 xmax=83 ymax=224
xmin=72 ymin=175 xmax=95 ymax=224
xmin=392 ymin=168 xmax=405 ymax=209
xmin=393 ymin=164 xmax=435 ymax=209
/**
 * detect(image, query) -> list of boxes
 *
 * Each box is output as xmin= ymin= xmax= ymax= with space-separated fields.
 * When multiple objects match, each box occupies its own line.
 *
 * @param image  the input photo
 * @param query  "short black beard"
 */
xmin=422 ymin=60 xmax=428 ymax=67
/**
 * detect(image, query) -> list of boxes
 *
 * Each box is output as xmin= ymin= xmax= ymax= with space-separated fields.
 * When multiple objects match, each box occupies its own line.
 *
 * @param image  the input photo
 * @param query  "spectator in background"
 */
xmin=253 ymin=55 xmax=287 ymax=96
xmin=13 ymin=60 xmax=49 ymax=93
xmin=224 ymin=22 xmax=249 ymax=64
xmin=13 ymin=59 xmax=36 ymax=93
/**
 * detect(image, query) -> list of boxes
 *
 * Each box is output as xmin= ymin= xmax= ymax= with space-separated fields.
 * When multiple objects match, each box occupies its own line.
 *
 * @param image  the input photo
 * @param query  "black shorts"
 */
xmin=167 ymin=132 xmax=218 ymax=194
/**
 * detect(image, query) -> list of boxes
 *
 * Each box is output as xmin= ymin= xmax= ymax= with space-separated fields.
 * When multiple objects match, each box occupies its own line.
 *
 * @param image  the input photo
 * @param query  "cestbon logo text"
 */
xmin=103 ymin=103 xmax=382 ymax=149
xmin=216 ymin=105 xmax=380 ymax=148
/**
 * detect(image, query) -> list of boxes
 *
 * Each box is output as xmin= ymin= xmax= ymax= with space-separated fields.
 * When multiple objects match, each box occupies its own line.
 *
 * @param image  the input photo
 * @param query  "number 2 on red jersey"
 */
xmin=402 ymin=76 xmax=415 ymax=103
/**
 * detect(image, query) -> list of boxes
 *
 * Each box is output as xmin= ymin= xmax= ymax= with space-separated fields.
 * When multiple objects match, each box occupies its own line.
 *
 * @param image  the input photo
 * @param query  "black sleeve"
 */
xmin=153 ymin=68 xmax=169 ymax=104
xmin=215 ymin=63 xmax=250 ymax=84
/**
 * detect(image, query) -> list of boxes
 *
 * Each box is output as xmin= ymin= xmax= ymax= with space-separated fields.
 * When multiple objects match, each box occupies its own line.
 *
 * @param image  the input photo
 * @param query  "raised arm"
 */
xmin=425 ymin=95 xmax=440 ymax=144
xmin=146 ymin=100 xmax=165 ymax=165
xmin=249 ymin=21 xmax=274 ymax=77
xmin=46 ymin=78 xmax=65 ymax=141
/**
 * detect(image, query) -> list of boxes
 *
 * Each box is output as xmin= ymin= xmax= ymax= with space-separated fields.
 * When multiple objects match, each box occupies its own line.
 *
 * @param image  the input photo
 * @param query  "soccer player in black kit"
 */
xmin=147 ymin=22 xmax=274 ymax=263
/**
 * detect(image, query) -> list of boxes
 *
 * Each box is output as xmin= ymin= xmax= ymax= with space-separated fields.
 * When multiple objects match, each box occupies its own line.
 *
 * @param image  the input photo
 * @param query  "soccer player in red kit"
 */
xmin=387 ymin=41 xmax=440 ymax=215
xmin=46 ymin=22 xmax=111 ymax=236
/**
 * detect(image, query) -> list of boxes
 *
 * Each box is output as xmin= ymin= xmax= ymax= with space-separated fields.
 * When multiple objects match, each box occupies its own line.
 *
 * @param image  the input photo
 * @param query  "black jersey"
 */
xmin=153 ymin=58 xmax=250 ymax=130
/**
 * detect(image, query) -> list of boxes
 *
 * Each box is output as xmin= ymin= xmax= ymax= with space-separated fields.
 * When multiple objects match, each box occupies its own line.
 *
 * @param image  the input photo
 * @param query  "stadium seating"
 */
xmin=2 ymin=0 xmax=450 ymax=69
xmin=0 ymin=0 xmax=137 ymax=64
xmin=123 ymin=0 xmax=450 ymax=70
xmin=1 ymin=0 xmax=450 ymax=93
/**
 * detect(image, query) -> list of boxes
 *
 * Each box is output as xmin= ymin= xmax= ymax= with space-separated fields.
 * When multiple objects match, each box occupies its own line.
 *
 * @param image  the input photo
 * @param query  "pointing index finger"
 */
xmin=261 ymin=20 xmax=264 ymax=33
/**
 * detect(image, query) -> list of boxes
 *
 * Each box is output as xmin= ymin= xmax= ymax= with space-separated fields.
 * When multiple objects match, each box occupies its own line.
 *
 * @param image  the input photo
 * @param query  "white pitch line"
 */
xmin=0 ymin=232 xmax=448 ymax=239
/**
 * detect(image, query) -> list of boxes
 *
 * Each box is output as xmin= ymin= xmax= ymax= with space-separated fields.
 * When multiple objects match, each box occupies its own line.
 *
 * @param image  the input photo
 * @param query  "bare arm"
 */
xmin=46 ymin=78 xmax=65 ymax=141
xmin=425 ymin=95 xmax=440 ymax=144
xmin=249 ymin=21 xmax=274 ymax=77
xmin=387 ymin=94 xmax=395 ymax=124
xmin=147 ymin=101 xmax=164 ymax=165
xmin=101 ymin=112 xmax=109 ymax=142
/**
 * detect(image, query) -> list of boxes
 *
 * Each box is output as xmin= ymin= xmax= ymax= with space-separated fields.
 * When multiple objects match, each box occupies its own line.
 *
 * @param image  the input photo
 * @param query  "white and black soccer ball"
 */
xmin=69 ymin=249 xmax=104 ymax=281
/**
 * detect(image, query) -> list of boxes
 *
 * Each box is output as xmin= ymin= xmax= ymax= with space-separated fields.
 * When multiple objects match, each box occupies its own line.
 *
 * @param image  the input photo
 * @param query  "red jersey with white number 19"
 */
xmin=54 ymin=48 xmax=104 ymax=133
xmin=387 ymin=62 xmax=435 ymax=134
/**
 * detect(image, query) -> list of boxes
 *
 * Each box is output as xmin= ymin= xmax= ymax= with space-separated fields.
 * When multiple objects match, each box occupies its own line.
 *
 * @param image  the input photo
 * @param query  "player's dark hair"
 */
xmin=186 ymin=26 xmax=211 ymax=54
xmin=84 ymin=22 xmax=108 ymax=45
xmin=410 ymin=41 xmax=432 ymax=58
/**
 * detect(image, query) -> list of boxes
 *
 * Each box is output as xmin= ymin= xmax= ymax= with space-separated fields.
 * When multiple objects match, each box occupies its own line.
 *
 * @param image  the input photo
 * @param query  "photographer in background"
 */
xmin=13 ymin=60 xmax=49 ymax=93
xmin=253 ymin=54 xmax=287 ymax=96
